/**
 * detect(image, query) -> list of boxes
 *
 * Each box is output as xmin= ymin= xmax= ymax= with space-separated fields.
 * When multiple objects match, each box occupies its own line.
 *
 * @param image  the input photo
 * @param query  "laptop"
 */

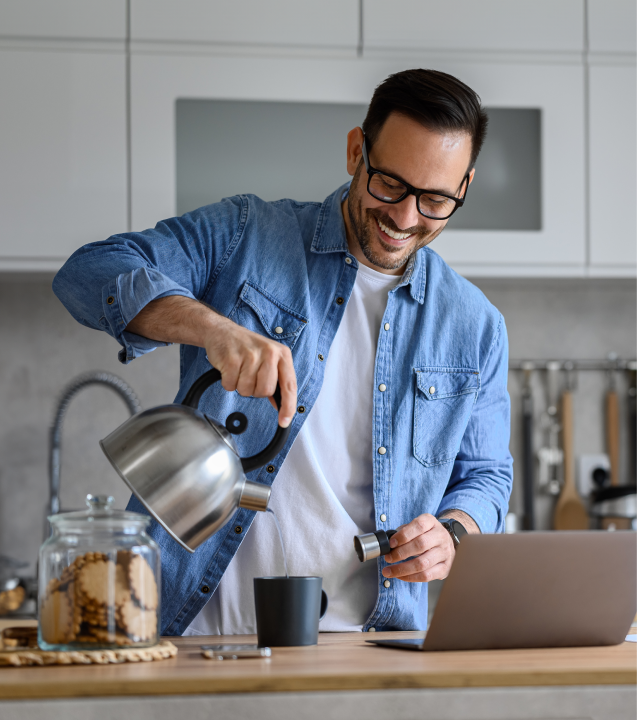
xmin=367 ymin=531 xmax=637 ymax=651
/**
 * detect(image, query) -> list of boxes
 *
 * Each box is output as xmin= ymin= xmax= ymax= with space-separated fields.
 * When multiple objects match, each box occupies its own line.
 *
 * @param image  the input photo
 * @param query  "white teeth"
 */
xmin=377 ymin=218 xmax=412 ymax=241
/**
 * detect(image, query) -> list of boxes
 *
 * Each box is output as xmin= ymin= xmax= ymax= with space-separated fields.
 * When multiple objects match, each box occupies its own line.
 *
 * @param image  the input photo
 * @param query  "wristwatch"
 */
xmin=438 ymin=518 xmax=468 ymax=548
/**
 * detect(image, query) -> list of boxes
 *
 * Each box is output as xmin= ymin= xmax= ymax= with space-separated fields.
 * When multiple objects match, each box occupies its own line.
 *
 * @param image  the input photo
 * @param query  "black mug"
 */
xmin=253 ymin=576 xmax=328 ymax=647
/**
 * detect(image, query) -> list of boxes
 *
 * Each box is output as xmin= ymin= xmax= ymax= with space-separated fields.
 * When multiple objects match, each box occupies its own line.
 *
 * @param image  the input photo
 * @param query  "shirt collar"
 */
xmin=311 ymin=183 xmax=427 ymax=305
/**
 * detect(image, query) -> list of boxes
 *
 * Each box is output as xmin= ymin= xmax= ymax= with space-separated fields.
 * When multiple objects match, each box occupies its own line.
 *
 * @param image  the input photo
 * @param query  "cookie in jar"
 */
xmin=38 ymin=495 xmax=160 ymax=650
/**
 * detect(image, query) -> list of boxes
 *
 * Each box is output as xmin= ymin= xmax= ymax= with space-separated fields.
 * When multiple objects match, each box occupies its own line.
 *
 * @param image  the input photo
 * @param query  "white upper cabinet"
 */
xmin=363 ymin=0 xmax=584 ymax=53
xmin=129 ymin=54 xmax=585 ymax=277
xmin=587 ymin=0 xmax=636 ymax=273
xmin=589 ymin=65 xmax=636 ymax=269
xmin=435 ymin=61 xmax=586 ymax=274
xmin=0 ymin=50 xmax=127 ymax=268
xmin=588 ymin=0 xmax=636 ymax=54
xmin=0 ymin=0 xmax=126 ymax=40
xmin=131 ymin=0 xmax=359 ymax=49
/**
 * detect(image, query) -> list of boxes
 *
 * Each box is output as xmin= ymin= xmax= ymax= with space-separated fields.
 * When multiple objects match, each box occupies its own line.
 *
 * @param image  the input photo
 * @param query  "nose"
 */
xmin=385 ymin=195 xmax=428 ymax=232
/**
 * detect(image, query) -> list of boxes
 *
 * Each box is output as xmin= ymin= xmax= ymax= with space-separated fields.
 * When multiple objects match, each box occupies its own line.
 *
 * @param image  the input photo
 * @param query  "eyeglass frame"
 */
xmin=361 ymin=135 xmax=470 ymax=221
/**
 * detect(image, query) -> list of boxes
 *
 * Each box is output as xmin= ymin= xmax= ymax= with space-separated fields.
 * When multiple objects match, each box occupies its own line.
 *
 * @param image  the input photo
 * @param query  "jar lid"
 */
xmin=49 ymin=494 xmax=151 ymax=530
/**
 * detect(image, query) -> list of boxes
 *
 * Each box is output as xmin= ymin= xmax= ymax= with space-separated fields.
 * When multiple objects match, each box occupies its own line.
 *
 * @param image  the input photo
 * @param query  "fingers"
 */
xmin=276 ymin=351 xmax=297 ymax=428
xmin=385 ymin=514 xmax=438 ymax=562
xmin=206 ymin=323 xmax=298 ymax=428
xmin=383 ymin=545 xmax=446 ymax=579
xmin=384 ymin=560 xmax=452 ymax=584
xmin=381 ymin=514 xmax=456 ymax=584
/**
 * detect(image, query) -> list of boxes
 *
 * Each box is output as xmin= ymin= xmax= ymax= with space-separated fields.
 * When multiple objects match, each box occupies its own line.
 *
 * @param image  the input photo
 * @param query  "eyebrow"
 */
xmin=373 ymin=161 xmax=464 ymax=198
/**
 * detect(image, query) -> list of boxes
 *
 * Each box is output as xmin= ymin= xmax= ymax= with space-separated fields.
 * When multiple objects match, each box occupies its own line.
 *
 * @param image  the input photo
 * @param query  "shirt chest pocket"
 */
xmin=228 ymin=281 xmax=308 ymax=350
xmin=413 ymin=368 xmax=480 ymax=467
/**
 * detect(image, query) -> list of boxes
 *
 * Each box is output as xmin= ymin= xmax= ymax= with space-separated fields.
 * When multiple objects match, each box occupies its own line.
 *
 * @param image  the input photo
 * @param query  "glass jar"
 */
xmin=38 ymin=494 xmax=160 ymax=651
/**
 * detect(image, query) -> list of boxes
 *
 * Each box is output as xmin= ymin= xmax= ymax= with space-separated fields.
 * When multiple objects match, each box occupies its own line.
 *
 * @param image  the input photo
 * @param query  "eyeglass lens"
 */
xmin=368 ymin=172 xmax=459 ymax=219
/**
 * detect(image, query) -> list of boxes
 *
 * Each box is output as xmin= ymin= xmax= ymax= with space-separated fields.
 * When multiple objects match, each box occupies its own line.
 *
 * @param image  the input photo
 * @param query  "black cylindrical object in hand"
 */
xmin=354 ymin=529 xmax=397 ymax=562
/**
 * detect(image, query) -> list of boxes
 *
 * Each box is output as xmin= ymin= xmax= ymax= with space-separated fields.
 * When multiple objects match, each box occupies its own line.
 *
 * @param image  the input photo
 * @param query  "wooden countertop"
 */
xmin=0 ymin=621 xmax=634 ymax=700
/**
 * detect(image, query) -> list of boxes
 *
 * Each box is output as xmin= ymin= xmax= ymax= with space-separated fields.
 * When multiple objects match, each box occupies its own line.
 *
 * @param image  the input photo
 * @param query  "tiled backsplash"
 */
xmin=0 ymin=273 xmax=634 ymax=571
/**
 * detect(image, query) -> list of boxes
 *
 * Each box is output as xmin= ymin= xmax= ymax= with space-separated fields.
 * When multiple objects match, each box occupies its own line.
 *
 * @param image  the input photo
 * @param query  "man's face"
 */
xmin=342 ymin=113 xmax=475 ymax=274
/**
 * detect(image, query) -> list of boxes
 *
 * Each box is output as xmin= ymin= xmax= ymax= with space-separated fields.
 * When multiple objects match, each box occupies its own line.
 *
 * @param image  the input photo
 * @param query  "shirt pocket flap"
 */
xmin=415 ymin=368 xmax=480 ymax=400
xmin=239 ymin=282 xmax=308 ymax=340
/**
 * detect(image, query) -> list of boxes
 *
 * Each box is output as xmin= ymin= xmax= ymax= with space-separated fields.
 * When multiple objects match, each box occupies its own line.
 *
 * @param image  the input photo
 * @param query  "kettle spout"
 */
xmin=238 ymin=480 xmax=271 ymax=512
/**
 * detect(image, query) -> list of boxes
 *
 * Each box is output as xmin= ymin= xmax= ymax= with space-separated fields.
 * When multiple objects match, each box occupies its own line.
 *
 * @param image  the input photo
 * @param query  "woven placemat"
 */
xmin=0 ymin=640 xmax=177 ymax=667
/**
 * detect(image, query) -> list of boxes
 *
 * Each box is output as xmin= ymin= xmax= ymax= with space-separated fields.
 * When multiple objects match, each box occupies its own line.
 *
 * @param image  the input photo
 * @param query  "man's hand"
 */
xmin=126 ymin=296 xmax=297 ymax=427
xmin=381 ymin=511 xmax=479 ymax=583
xmin=202 ymin=315 xmax=297 ymax=427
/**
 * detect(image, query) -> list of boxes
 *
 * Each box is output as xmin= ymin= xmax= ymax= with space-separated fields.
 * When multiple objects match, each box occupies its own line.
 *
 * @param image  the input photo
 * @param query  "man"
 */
xmin=53 ymin=68 xmax=512 ymax=635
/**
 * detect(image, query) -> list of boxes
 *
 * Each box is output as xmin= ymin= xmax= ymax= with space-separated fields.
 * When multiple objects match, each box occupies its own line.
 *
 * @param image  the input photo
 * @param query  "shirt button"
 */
xmin=380 ymin=514 xmax=387 ymax=522
xmin=384 ymin=323 xmax=390 ymax=331
xmin=274 ymin=327 xmax=283 ymax=334
xmin=345 ymin=257 xmax=352 ymax=264
xmin=368 ymin=627 xmax=376 ymax=632
xmin=336 ymin=297 xmax=344 ymax=305
xmin=384 ymin=580 xmax=391 ymax=588
xmin=297 ymin=405 xmax=306 ymax=413
xmin=378 ymin=384 xmax=386 ymax=392
xmin=378 ymin=447 xmax=387 ymax=455
xmin=429 ymin=386 xmax=436 ymax=394
xmin=318 ymin=354 xmax=324 ymax=362
xmin=201 ymin=585 xmax=210 ymax=594
xmin=266 ymin=465 xmax=275 ymax=473
xmin=107 ymin=296 xmax=115 ymax=305
xmin=234 ymin=525 xmax=243 ymax=534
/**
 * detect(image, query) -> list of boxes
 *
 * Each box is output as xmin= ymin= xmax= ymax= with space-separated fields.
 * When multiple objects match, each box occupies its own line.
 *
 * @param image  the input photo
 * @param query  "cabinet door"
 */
xmin=0 ymin=50 xmax=127 ymax=267
xmin=589 ymin=64 xmax=637 ymax=271
xmin=588 ymin=0 xmax=636 ymax=54
xmin=436 ymin=62 xmax=586 ymax=273
xmin=0 ymin=0 xmax=125 ymax=39
xmin=131 ymin=55 xmax=585 ymax=275
xmin=364 ymin=0 xmax=584 ymax=53
xmin=131 ymin=0 xmax=358 ymax=49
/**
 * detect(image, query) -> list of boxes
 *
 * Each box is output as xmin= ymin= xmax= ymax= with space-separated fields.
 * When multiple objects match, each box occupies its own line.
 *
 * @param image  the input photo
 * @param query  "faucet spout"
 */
xmin=47 ymin=371 xmax=142 ymax=535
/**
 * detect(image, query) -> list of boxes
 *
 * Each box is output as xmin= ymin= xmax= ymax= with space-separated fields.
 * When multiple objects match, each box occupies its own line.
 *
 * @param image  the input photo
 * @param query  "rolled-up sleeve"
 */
xmin=52 ymin=196 xmax=245 ymax=363
xmin=436 ymin=313 xmax=513 ymax=533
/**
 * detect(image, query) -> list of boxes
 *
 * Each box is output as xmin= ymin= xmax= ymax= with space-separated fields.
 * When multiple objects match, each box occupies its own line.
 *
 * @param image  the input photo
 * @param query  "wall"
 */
xmin=0 ymin=273 xmax=634 ymax=574
xmin=0 ymin=273 xmax=180 ymax=573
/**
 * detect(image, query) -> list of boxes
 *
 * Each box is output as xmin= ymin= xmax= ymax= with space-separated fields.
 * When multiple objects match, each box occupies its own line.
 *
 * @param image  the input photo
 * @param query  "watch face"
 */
xmin=451 ymin=519 xmax=468 ymax=540
xmin=441 ymin=519 xmax=467 ymax=546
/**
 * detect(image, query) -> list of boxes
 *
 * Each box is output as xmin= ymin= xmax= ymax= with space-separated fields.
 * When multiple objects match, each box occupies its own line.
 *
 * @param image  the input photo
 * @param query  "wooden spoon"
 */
xmin=606 ymin=388 xmax=620 ymax=486
xmin=554 ymin=390 xmax=589 ymax=530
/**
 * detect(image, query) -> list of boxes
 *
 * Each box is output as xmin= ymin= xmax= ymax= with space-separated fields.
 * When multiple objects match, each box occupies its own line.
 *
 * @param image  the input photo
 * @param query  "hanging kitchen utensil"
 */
xmin=554 ymin=366 xmax=588 ymax=530
xmin=538 ymin=361 xmax=563 ymax=495
xmin=606 ymin=354 xmax=621 ymax=486
xmin=100 ymin=368 xmax=291 ymax=553
xmin=521 ymin=362 xmax=535 ymax=530
xmin=627 ymin=361 xmax=636 ymax=486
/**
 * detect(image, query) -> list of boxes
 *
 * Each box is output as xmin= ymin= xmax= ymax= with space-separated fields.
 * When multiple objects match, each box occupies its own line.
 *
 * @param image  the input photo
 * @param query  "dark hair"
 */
xmin=362 ymin=68 xmax=488 ymax=169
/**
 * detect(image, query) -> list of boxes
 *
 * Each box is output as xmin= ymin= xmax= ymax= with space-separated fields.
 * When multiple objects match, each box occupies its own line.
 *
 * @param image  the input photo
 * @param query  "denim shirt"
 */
xmin=53 ymin=184 xmax=512 ymax=635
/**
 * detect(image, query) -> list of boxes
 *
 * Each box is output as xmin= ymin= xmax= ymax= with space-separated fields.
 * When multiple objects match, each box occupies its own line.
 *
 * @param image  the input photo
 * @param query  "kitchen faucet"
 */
xmin=47 ymin=371 xmax=142 ymax=537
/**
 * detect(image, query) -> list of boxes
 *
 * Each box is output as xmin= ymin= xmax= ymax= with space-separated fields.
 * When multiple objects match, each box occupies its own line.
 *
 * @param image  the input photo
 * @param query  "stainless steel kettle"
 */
xmin=99 ymin=368 xmax=291 ymax=553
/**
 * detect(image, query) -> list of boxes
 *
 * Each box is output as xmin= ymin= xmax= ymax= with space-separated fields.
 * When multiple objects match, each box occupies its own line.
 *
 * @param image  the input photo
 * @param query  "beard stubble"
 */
xmin=346 ymin=162 xmax=444 ymax=271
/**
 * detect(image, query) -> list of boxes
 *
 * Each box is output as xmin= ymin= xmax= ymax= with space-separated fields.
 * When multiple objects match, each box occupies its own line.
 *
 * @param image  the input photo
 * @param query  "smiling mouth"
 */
xmin=375 ymin=217 xmax=415 ymax=244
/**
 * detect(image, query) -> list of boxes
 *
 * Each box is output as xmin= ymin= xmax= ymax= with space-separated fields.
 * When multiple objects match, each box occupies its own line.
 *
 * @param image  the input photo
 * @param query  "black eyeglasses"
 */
xmin=361 ymin=135 xmax=469 ymax=221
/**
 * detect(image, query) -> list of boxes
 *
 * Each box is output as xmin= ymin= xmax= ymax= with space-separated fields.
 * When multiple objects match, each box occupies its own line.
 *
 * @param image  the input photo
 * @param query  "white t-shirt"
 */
xmin=184 ymin=262 xmax=402 ymax=636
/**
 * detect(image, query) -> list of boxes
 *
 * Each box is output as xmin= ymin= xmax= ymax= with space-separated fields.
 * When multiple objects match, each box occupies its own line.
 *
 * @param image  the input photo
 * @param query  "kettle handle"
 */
xmin=181 ymin=368 xmax=291 ymax=474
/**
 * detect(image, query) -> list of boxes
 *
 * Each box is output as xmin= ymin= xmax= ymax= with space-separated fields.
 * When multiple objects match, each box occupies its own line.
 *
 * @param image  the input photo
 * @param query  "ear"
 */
xmin=346 ymin=127 xmax=364 ymax=176
xmin=467 ymin=167 xmax=476 ymax=186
